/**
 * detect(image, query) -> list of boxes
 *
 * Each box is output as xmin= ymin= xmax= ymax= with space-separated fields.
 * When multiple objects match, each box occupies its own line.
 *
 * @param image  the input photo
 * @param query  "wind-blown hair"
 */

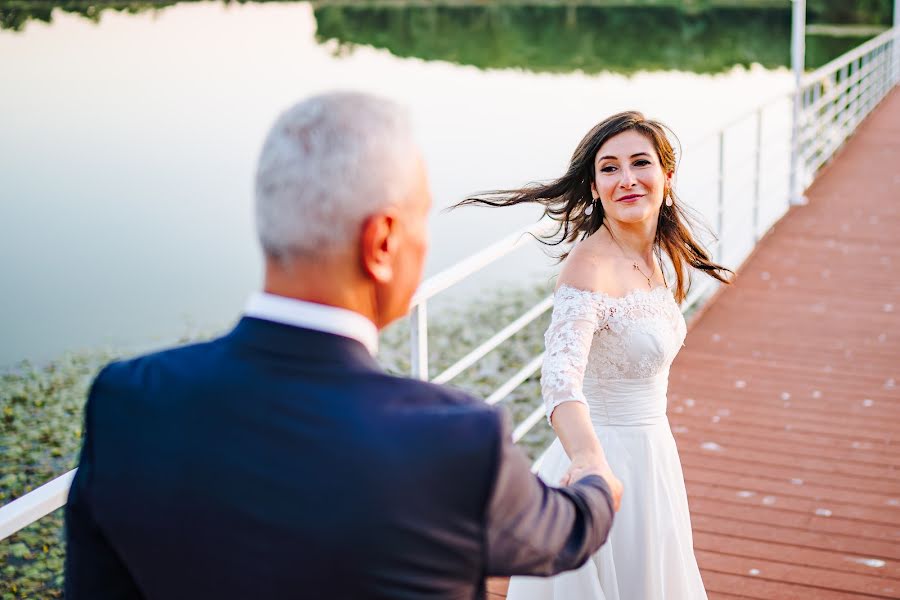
xmin=456 ymin=111 xmax=732 ymax=302
xmin=255 ymin=92 xmax=418 ymax=261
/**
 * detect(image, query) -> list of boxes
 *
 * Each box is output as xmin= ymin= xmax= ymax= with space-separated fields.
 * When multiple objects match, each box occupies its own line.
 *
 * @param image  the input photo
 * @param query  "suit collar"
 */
xmin=225 ymin=317 xmax=381 ymax=371
xmin=244 ymin=292 xmax=379 ymax=356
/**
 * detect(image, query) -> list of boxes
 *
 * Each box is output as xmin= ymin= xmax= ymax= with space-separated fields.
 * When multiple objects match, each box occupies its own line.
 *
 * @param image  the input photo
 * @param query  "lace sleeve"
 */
xmin=541 ymin=285 xmax=608 ymax=424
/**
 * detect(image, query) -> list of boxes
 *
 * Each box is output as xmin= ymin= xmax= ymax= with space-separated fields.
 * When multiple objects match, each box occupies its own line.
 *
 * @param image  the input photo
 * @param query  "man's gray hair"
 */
xmin=255 ymin=92 xmax=419 ymax=260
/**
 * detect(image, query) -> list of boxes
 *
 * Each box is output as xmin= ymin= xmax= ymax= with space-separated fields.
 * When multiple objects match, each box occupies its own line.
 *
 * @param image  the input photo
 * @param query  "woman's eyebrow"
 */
xmin=597 ymin=152 xmax=652 ymax=162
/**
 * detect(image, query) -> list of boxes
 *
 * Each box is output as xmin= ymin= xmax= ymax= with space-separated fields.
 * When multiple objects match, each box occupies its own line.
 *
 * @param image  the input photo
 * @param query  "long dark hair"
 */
xmin=454 ymin=111 xmax=732 ymax=302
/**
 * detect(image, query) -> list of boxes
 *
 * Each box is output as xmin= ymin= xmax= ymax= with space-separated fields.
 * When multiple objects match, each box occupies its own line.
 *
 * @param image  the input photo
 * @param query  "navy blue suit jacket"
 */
xmin=65 ymin=317 xmax=613 ymax=599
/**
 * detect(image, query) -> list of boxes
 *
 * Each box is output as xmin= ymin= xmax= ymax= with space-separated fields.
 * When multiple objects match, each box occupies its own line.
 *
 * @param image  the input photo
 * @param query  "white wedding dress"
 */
xmin=508 ymin=284 xmax=707 ymax=600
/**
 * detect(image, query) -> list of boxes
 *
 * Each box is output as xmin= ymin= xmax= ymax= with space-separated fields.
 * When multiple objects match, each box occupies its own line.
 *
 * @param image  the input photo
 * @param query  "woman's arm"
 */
xmin=551 ymin=403 xmax=621 ymax=508
xmin=541 ymin=280 xmax=622 ymax=509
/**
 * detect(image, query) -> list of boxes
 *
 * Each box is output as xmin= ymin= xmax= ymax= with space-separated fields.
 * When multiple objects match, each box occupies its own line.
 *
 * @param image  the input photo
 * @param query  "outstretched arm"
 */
xmin=551 ymin=402 xmax=618 ymax=493
xmin=484 ymin=411 xmax=615 ymax=577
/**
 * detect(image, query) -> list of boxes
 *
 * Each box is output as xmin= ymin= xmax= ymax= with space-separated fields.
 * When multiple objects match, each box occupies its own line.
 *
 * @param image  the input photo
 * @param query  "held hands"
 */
xmin=549 ymin=402 xmax=622 ymax=511
xmin=559 ymin=452 xmax=623 ymax=512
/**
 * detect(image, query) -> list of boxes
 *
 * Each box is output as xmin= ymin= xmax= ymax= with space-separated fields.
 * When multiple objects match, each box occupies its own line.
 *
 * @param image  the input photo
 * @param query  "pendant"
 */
xmin=633 ymin=263 xmax=651 ymax=288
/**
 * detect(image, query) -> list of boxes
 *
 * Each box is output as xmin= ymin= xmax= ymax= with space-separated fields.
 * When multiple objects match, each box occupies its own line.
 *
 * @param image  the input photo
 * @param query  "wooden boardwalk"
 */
xmin=489 ymin=87 xmax=900 ymax=599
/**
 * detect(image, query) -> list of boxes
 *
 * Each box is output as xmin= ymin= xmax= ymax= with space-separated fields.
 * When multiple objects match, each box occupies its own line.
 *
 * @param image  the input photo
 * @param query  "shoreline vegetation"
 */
xmin=1 ymin=3 xmax=891 ymax=74
xmin=311 ymin=3 xmax=883 ymax=74
xmin=1 ymin=0 xmax=894 ymax=22
xmin=0 ymin=283 xmax=555 ymax=598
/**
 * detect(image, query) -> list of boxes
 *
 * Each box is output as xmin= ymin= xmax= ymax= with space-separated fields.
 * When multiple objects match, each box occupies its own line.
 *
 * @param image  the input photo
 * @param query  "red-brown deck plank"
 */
xmin=696 ymin=549 xmax=896 ymax=596
xmin=490 ymin=89 xmax=900 ymax=598
xmin=667 ymin=87 xmax=900 ymax=598
xmin=693 ymin=531 xmax=900 ymax=579
xmin=686 ymin=482 xmax=900 ymax=528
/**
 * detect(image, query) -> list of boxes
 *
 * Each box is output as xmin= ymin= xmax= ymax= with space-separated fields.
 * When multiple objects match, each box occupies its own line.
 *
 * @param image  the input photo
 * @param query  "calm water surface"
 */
xmin=2 ymin=2 xmax=863 ymax=366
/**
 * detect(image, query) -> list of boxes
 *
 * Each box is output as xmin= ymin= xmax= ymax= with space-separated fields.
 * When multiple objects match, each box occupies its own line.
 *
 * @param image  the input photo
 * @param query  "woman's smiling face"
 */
xmin=591 ymin=129 xmax=672 ymax=226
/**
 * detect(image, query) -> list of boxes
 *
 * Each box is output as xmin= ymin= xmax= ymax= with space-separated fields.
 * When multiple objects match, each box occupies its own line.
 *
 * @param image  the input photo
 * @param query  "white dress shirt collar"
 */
xmin=244 ymin=292 xmax=379 ymax=356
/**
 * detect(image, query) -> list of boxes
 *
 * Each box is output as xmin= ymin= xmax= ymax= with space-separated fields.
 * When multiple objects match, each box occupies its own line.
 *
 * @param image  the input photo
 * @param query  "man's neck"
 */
xmin=263 ymin=258 xmax=379 ymax=326
xmin=245 ymin=292 xmax=380 ymax=356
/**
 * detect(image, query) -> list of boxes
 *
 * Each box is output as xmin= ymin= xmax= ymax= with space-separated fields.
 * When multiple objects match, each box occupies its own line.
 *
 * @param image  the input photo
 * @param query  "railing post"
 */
xmin=840 ymin=62 xmax=849 ymax=120
xmin=894 ymin=3 xmax=900 ymax=84
xmin=409 ymin=302 xmax=428 ymax=381
xmin=867 ymin=51 xmax=877 ymax=115
xmin=717 ymin=130 xmax=725 ymax=263
xmin=860 ymin=55 xmax=869 ymax=124
xmin=885 ymin=43 xmax=892 ymax=96
xmin=789 ymin=0 xmax=807 ymax=206
xmin=855 ymin=58 xmax=861 ymax=125
xmin=753 ymin=108 xmax=762 ymax=243
xmin=862 ymin=53 xmax=868 ymax=120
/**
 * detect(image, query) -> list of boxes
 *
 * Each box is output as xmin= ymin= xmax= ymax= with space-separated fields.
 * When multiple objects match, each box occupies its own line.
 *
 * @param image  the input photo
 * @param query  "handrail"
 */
xmin=407 ymin=219 xmax=555 ymax=381
xmin=485 ymin=353 xmax=545 ymax=406
xmin=0 ymin=470 xmax=75 ymax=541
xmin=410 ymin=220 xmax=555 ymax=308
xmin=800 ymin=67 xmax=867 ymax=127
xmin=801 ymin=28 xmax=898 ymax=87
xmin=513 ymin=405 xmax=547 ymax=443
xmin=796 ymin=25 xmax=898 ymax=185
xmin=433 ymin=296 xmax=553 ymax=385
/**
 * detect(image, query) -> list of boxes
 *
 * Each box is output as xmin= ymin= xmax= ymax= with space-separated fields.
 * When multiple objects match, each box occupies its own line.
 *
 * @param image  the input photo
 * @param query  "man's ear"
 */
xmin=360 ymin=212 xmax=396 ymax=283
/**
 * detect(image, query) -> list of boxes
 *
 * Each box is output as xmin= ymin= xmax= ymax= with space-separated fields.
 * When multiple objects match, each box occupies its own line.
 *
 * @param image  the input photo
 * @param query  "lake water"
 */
xmin=0 ymin=1 xmax=870 ymax=366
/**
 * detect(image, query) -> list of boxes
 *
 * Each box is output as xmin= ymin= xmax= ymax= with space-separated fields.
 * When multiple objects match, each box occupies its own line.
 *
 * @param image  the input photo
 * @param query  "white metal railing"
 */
xmin=2 ymin=30 xmax=899 ymax=544
xmin=795 ymin=28 xmax=900 ymax=189
xmin=407 ymin=220 xmax=556 ymax=381
xmin=0 ymin=470 xmax=76 ymax=541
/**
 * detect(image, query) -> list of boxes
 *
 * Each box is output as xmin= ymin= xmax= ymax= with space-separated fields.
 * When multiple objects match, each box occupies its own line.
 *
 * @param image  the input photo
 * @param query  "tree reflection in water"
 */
xmin=0 ymin=1 xmax=883 ymax=72
xmin=314 ymin=3 xmax=880 ymax=73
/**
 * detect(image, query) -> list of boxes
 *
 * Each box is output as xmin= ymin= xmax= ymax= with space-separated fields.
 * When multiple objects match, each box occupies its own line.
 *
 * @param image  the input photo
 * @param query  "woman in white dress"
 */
xmin=460 ymin=112 xmax=732 ymax=599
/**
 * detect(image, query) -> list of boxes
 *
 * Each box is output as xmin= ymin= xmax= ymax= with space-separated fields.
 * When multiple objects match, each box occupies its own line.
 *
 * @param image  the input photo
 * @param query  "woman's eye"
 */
xmin=600 ymin=165 xmax=617 ymax=173
xmin=634 ymin=159 xmax=651 ymax=167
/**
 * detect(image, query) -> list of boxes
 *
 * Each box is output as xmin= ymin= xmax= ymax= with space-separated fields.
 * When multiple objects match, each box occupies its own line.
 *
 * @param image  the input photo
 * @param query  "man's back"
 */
xmin=66 ymin=318 xmax=613 ymax=599
xmin=66 ymin=92 xmax=619 ymax=599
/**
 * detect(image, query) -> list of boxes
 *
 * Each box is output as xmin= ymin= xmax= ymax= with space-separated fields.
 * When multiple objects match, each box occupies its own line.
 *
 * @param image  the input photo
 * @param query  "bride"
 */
xmin=460 ymin=111 xmax=732 ymax=599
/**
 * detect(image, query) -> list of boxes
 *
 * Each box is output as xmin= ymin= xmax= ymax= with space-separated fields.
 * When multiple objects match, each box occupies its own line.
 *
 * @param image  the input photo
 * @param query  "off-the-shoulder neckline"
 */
xmin=555 ymin=283 xmax=673 ymax=302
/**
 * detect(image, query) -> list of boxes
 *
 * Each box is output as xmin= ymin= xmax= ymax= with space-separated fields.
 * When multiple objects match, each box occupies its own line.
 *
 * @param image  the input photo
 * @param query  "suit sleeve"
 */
xmin=65 ymin=368 xmax=143 ymax=599
xmin=483 ymin=410 xmax=614 ymax=577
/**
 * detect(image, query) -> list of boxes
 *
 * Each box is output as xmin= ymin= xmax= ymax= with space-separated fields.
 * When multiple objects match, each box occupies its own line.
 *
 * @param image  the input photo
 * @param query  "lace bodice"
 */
xmin=541 ymin=284 xmax=687 ymax=422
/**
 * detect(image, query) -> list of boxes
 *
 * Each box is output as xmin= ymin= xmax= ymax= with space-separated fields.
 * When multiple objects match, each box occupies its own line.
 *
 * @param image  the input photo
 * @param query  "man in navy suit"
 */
xmin=65 ymin=92 xmax=622 ymax=599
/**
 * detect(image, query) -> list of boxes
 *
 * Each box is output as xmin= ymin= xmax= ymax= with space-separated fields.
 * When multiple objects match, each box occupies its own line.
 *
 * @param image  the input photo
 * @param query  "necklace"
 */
xmin=632 ymin=261 xmax=653 ymax=289
xmin=610 ymin=235 xmax=658 ymax=289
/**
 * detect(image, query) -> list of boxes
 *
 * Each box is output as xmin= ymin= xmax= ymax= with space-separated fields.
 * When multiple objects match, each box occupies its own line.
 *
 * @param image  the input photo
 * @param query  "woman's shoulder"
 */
xmin=557 ymin=235 xmax=623 ymax=297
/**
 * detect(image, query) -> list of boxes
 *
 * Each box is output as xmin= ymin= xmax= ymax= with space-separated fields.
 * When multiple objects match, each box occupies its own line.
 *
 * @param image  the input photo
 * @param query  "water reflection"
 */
xmin=1 ymin=2 xmax=176 ymax=31
xmin=3 ymin=2 xmax=875 ymax=71
xmin=316 ymin=4 xmax=798 ymax=73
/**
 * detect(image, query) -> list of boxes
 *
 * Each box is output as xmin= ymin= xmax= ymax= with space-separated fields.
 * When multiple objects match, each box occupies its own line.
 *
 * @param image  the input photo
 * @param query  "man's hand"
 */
xmin=559 ymin=452 xmax=623 ymax=512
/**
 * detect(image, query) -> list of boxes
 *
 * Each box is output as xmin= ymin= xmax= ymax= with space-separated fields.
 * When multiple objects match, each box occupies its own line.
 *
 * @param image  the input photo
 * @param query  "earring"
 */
xmin=665 ymin=196 xmax=673 ymax=207
xmin=585 ymin=200 xmax=595 ymax=216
